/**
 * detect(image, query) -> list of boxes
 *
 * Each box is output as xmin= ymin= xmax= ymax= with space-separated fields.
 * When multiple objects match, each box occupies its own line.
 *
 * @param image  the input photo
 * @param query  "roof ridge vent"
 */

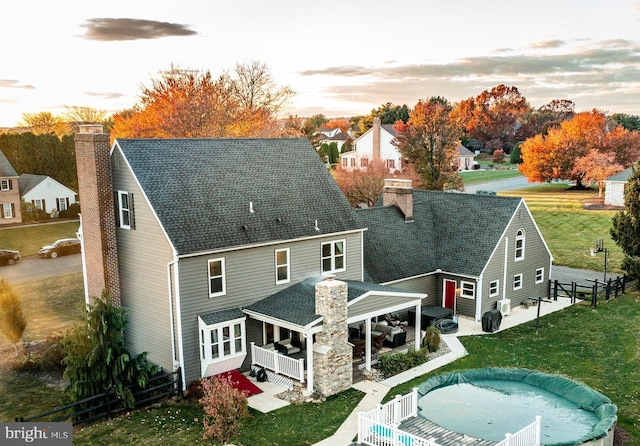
xmin=249 ymin=201 xmax=254 ymax=213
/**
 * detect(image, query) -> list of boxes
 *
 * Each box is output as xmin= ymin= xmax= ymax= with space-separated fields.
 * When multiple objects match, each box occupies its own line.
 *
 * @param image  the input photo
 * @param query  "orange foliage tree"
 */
xmin=112 ymin=62 xmax=295 ymax=139
xmin=452 ymin=84 xmax=530 ymax=152
xmin=393 ymin=98 xmax=463 ymax=191
xmin=518 ymin=109 xmax=640 ymax=185
xmin=572 ymin=150 xmax=623 ymax=197
xmin=323 ymin=118 xmax=350 ymax=132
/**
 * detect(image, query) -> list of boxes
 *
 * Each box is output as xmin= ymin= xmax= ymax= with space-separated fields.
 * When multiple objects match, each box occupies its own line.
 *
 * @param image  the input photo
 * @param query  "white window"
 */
xmin=2 ymin=203 xmax=12 ymax=218
xmin=321 ymin=240 xmax=345 ymax=274
xmin=117 ymin=191 xmax=131 ymax=229
xmin=361 ymin=158 xmax=369 ymax=168
xmin=515 ymin=229 xmax=525 ymax=260
xmin=57 ymin=197 xmax=67 ymax=211
xmin=513 ymin=273 xmax=523 ymax=290
xmin=535 ymin=268 xmax=544 ymax=284
xmin=460 ymin=281 xmax=475 ymax=299
xmin=33 ymin=199 xmax=44 ymax=210
xmin=342 ymin=157 xmax=348 ymax=167
xmin=208 ymin=258 xmax=226 ymax=297
xmin=199 ymin=317 xmax=246 ymax=375
xmin=385 ymin=159 xmax=395 ymax=169
xmin=275 ymin=248 xmax=290 ymax=284
xmin=489 ymin=280 xmax=499 ymax=297
xmin=0 ymin=180 xmax=10 ymax=191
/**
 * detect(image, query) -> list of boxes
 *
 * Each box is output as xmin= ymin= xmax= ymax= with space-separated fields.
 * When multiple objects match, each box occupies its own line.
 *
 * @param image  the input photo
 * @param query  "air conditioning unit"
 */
xmin=498 ymin=299 xmax=511 ymax=317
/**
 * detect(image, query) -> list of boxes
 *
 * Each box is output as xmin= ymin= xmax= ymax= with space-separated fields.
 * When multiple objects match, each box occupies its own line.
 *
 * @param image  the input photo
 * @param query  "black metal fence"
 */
xmin=15 ymin=367 xmax=183 ymax=426
xmin=550 ymin=275 xmax=629 ymax=309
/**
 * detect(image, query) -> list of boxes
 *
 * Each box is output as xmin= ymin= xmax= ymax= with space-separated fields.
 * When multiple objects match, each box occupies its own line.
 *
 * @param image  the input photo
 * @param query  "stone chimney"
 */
xmin=383 ymin=179 xmax=414 ymax=222
xmin=75 ymin=125 xmax=121 ymax=306
xmin=372 ymin=117 xmax=381 ymax=162
xmin=313 ymin=277 xmax=352 ymax=396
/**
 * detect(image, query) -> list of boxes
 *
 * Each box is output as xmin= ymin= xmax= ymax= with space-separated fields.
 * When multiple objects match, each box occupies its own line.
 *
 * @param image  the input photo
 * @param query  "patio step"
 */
xmin=251 ymin=366 xmax=294 ymax=390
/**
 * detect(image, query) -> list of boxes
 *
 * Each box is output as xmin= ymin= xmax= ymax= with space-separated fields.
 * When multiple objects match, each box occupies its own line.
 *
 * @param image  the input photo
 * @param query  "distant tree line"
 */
xmin=0 ymin=133 xmax=78 ymax=191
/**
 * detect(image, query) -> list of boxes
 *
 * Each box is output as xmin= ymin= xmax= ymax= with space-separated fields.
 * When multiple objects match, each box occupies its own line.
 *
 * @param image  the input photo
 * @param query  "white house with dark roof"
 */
xmin=0 ymin=151 xmax=21 ymax=224
xmin=19 ymin=174 xmax=78 ymax=215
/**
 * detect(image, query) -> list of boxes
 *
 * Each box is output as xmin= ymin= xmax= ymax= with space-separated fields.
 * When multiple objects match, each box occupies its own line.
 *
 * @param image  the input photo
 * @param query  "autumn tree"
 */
xmin=393 ymin=98 xmax=463 ymax=191
xmin=334 ymin=159 xmax=388 ymax=207
xmin=19 ymin=112 xmax=64 ymax=135
xmin=452 ymin=84 xmax=531 ymax=152
xmin=611 ymin=164 xmax=640 ymax=286
xmin=0 ymin=278 xmax=27 ymax=355
xmin=353 ymin=103 xmax=410 ymax=136
xmin=572 ymin=150 xmax=623 ymax=197
xmin=324 ymin=118 xmax=350 ymax=132
xmin=519 ymin=110 xmax=605 ymax=184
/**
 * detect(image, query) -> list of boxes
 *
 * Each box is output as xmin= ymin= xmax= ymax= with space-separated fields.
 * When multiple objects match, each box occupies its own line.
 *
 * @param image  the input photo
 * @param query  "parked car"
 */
xmin=38 ymin=238 xmax=81 ymax=259
xmin=0 ymin=249 xmax=21 ymax=265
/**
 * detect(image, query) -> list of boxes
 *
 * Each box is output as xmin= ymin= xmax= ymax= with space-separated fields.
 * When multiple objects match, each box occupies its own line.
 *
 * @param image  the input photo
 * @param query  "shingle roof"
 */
xmin=0 ymin=151 xmax=18 ymax=177
xmin=18 ymin=174 xmax=47 ymax=195
xmin=605 ymin=167 xmax=633 ymax=182
xmin=357 ymin=191 xmax=522 ymax=283
xmin=381 ymin=124 xmax=398 ymax=137
xmin=116 ymin=138 xmax=362 ymax=255
xmin=457 ymin=144 xmax=475 ymax=156
xmin=244 ymin=277 xmax=415 ymax=327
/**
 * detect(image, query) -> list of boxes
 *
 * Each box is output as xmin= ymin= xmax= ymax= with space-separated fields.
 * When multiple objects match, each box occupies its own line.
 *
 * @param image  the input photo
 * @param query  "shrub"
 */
xmin=377 ymin=347 xmax=428 ymax=378
xmin=59 ymin=203 xmax=80 ymax=219
xmin=199 ymin=374 xmax=249 ymax=442
xmin=0 ymin=277 xmax=27 ymax=355
xmin=422 ymin=326 xmax=441 ymax=353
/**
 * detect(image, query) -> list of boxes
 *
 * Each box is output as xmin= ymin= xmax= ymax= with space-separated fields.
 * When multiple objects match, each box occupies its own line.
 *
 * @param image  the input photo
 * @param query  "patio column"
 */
xmin=414 ymin=303 xmax=421 ymax=350
xmin=365 ymin=318 xmax=372 ymax=371
xmin=305 ymin=333 xmax=314 ymax=394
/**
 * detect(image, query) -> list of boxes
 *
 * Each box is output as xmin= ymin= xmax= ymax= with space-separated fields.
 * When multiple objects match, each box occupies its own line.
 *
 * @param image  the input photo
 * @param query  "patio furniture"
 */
xmin=372 ymin=331 xmax=387 ymax=349
xmin=275 ymin=338 xmax=301 ymax=355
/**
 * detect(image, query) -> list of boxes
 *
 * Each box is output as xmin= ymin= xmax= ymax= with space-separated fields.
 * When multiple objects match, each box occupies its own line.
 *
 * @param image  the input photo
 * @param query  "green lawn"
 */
xmin=459 ymin=168 xmax=522 ymax=185
xmin=500 ymin=184 xmax=623 ymax=274
xmin=0 ymin=220 xmax=80 ymax=256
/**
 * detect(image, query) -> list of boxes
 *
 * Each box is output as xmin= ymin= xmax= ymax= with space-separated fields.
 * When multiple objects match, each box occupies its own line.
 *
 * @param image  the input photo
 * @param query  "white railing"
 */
xmin=250 ymin=342 xmax=305 ymax=383
xmin=495 ymin=416 xmax=542 ymax=446
xmin=358 ymin=388 xmax=542 ymax=446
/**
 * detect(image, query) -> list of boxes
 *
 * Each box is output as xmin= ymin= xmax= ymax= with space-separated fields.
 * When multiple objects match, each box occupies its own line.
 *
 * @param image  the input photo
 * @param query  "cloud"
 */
xmin=0 ymin=80 xmax=36 ymax=90
xmin=81 ymin=18 xmax=197 ymax=41
xmin=85 ymin=91 xmax=124 ymax=99
xmin=297 ymin=39 xmax=640 ymax=112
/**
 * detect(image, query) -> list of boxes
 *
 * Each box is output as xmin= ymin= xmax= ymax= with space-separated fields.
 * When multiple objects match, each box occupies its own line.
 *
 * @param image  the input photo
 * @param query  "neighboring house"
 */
xmin=75 ymin=127 xmax=552 ymax=396
xmin=356 ymin=179 xmax=553 ymax=322
xmin=319 ymin=130 xmax=352 ymax=153
xmin=456 ymin=144 xmax=476 ymax=171
xmin=0 ymin=151 xmax=21 ymax=224
xmin=604 ymin=167 xmax=633 ymax=207
xmin=341 ymin=118 xmax=475 ymax=173
xmin=19 ymin=174 xmax=78 ymax=215
xmin=341 ymin=117 xmax=402 ymax=172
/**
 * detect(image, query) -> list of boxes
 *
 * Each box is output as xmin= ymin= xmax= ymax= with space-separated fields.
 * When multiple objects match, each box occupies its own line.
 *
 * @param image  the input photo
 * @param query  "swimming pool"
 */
xmin=416 ymin=368 xmax=617 ymax=446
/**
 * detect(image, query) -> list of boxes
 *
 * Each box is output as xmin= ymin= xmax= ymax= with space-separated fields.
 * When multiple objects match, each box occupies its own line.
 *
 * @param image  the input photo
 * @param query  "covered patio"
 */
xmin=243 ymin=277 xmax=427 ymax=393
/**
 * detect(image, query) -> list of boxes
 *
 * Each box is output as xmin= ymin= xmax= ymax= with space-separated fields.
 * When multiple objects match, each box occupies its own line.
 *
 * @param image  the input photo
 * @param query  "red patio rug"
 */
xmin=215 ymin=369 xmax=262 ymax=397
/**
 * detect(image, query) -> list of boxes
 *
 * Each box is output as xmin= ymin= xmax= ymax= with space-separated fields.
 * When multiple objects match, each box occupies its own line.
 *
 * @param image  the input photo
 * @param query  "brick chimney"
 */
xmin=74 ymin=125 xmax=121 ymax=306
xmin=313 ymin=277 xmax=352 ymax=396
xmin=372 ymin=117 xmax=381 ymax=162
xmin=383 ymin=178 xmax=414 ymax=222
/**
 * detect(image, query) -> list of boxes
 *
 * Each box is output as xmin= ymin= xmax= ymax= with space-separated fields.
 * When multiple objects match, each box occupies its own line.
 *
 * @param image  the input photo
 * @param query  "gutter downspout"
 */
xmin=169 ymin=258 xmax=186 ymax=389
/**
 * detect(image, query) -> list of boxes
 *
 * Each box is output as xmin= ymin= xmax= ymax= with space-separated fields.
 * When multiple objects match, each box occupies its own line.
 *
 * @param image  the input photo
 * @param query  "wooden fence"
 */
xmin=15 ymin=367 xmax=183 ymax=426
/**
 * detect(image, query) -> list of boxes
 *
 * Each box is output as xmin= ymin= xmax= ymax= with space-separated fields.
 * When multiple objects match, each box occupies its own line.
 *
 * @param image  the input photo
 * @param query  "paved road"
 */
xmin=462 ymin=175 xmax=533 ymax=194
xmin=0 ymin=254 xmax=82 ymax=284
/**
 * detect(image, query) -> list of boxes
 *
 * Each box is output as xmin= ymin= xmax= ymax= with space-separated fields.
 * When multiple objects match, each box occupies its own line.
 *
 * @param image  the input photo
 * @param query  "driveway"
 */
xmin=0 ymin=254 xmax=82 ymax=284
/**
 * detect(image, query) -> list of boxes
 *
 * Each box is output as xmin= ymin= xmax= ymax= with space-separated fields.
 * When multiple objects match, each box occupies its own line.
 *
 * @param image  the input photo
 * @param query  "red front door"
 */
xmin=443 ymin=279 xmax=456 ymax=312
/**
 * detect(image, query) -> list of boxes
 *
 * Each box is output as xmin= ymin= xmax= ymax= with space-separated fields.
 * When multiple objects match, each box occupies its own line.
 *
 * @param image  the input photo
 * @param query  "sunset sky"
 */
xmin=2 ymin=0 xmax=640 ymax=127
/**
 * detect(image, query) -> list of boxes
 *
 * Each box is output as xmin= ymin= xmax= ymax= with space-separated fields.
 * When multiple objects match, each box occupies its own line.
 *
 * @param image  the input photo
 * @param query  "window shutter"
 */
xmin=10 ymin=203 xmax=14 ymax=218
xmin=129 ymin=192 xmax=136 ymax=230
xmin=42 ymin=199 xmax=46 ymax=212
xmin=114 ymin=192 xmax=120 ymax=227
xmin=8 ymin=179 xmax=12 ymax=190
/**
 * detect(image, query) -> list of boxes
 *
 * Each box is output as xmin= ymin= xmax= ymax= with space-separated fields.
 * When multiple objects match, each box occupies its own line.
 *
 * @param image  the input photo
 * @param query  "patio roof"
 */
xmin=243 ymin=277 xmax=426 ymax=331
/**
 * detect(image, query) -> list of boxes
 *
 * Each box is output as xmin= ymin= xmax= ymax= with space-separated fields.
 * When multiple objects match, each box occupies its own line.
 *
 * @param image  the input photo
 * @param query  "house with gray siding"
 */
xmin=356 ymin=179 xmax=553 ymax=322
xmin=75 ymin=126 xmax=553 ymax=396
